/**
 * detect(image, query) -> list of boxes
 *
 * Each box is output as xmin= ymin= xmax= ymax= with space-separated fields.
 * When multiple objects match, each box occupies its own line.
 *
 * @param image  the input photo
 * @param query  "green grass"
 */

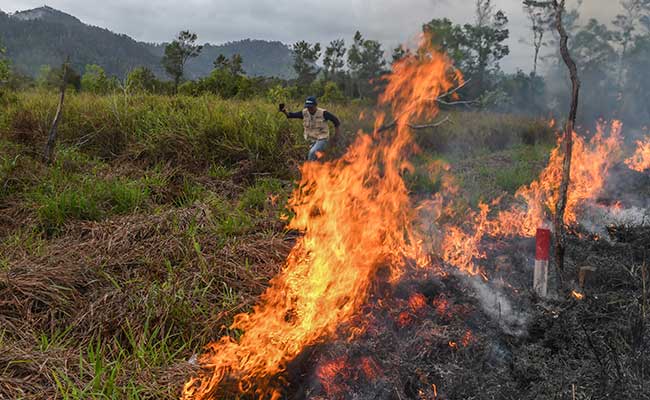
xmin=239 ymin=178 xmax=284 ymax=211
xmin=453 ymin=144 xmax=552 ymax=206
xmin=32 ymin=175 xmax=149 ymax=234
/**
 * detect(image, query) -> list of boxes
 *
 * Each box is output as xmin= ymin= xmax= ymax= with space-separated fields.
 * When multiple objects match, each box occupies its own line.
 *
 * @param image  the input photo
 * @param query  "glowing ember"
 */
xmin=625 ymin=137 xmax=650 ymax=172
xmin=461 ymin=330 xmax=474 ymax=347
xmin=432 ymin=296 xmax=450 ymax=318
xmin=316 ymin=356 xmax=348 ymax=396
xmin=571 ymin=290 xmax=585 ymax=300
xmin=409 ymin=293 xmax=428 ymax=313
xmin=359 ymin=356 xmax=382 ymax=380
xmin=182 ymin=36 xmax=460 ymax=399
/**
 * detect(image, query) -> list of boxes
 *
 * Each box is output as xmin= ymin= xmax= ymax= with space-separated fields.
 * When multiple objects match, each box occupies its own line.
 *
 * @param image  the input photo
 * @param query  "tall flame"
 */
xmin=435 ymin=120 xmax=625 ymax=273
xmin=182 ymin=38 xmax=460 ymax=399
xmin=625 ymin=136 xmax=650 ymax=172
xmin=489 ymin=120 xmax=624 ymax=237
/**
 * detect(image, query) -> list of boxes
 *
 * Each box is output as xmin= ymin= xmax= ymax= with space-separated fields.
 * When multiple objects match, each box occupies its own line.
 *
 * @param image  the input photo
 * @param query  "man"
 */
xmin=280 ymin=96 xmax=341 ymax=161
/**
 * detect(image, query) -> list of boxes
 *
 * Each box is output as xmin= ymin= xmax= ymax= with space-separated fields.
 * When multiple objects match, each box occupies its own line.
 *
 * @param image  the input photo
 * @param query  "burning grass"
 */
xmin=1 ymin=51 xmax=649 ymax=399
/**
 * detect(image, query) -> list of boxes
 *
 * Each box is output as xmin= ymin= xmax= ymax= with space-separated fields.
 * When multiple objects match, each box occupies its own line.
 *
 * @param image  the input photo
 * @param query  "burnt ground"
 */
xmin=278 ymin=229 xmax=650 ymax=400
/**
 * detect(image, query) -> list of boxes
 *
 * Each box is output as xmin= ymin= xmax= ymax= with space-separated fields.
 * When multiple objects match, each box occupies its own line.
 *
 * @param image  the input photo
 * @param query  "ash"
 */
xmin=283 ymin=229 xmax=650 ymax=400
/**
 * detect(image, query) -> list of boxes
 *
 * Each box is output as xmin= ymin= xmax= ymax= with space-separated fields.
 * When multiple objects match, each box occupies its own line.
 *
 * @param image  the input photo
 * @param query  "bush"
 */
xmin=321 ymin=81 xmax=345 ymax=103
xmin=81 ymin=64 xmax=117 ymax=94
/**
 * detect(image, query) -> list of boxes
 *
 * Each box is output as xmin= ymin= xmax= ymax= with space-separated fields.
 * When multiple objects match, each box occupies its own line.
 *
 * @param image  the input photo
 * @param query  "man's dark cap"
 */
xmin=305 ymin=96 xmax=317 ymax=107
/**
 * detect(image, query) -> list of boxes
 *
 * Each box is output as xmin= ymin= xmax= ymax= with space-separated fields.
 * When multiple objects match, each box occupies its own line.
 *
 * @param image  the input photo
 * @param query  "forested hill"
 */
xmin=0 ymin=6 xmax=295 ymax=79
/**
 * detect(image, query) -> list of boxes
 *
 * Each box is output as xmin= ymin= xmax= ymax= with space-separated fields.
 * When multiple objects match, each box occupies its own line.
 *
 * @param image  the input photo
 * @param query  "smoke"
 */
xmin=458 ymin=272 xmax=530 ymax=336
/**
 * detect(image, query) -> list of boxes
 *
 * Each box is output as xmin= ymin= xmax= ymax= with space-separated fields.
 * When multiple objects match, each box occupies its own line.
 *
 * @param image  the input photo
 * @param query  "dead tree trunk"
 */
xmin=524 ymin=0 xmax=581 ymax=272
xmin=44 ymin=59 xmax=69 ymax=164
xmin=553 ymin=0 xmax=580 ymax=271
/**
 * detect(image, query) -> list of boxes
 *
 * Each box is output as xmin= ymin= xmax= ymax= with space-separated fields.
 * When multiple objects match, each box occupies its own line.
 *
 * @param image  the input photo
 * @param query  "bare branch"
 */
xmin=378 ymin=79 xmax=472 ymax=132
xmin=408 ymin=116 xmax=451 ymax=130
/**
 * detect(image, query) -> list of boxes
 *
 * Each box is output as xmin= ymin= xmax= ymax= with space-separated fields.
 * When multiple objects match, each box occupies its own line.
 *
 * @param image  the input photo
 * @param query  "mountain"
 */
xmin=0 ymin=6 xmax=295 ymax=79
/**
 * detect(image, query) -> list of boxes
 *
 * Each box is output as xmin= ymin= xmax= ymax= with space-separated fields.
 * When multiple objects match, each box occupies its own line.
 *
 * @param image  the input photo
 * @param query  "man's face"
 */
xmin=307 ymin=105 xmax=317 ymax=114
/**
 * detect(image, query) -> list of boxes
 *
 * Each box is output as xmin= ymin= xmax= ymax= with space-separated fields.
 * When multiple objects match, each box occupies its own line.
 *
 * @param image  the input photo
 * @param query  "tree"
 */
xmin=230 ymin=54 xmax=244 ymax=75
xmin=613 ymin=0 xmax=650 ymax=84
xmin=620 ymin=33 xmax=650 ymax=123
xmin=347 ymin=31 xmax=387 ymax=98
xmin=523 ymin=4 xmax=553 ymax=75
xmin=524 ymin=0 xmax=581 ymax=272
xmin=162 ymin=30 xmax=203 ymax=93
xmin=423 ymin=6 xmax=509 ymax=98
xmin=213 ymin=53 xmax=245 ymax=75
xmin=291 ymin=40 xmax=321 ymax=86
xmin=423 ymin=19 xmax=468 ymax=64
xmin=81 ymin=64 xmax=113 ymax=93
xmin=462 ymin=0 xmax=510 ymax=94
xmin=571 ymin=19 xmax=618 ymax=121
xmin=126 ymin=66 xmax=161 ymax=93
xmin=323 ymin=39 xmax=346 ymax=80
xmin=37 ymin=63 xmax=81 ymax=91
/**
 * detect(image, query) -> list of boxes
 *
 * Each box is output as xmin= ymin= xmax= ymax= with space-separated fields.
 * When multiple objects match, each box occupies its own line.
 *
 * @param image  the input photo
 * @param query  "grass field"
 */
xmin=0 ymin=90 xmax=555 ymax=398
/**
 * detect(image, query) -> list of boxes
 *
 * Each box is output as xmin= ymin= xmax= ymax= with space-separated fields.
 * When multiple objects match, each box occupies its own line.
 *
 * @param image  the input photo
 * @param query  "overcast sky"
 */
xmin=2 ymin=0 xmax=621 ymax=72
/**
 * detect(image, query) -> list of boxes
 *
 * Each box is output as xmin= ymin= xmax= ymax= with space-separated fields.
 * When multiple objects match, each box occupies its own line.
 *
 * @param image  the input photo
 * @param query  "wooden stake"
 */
xmin=44 ymin=57 xmax=70 ymax=164
xmin=534 ymin=228 xmax=551 ymax=298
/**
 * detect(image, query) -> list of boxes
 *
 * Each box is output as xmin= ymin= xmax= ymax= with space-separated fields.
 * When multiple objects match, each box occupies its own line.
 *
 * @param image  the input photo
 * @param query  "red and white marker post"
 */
xmin=534 ymin=228 xmax=551 ymax=298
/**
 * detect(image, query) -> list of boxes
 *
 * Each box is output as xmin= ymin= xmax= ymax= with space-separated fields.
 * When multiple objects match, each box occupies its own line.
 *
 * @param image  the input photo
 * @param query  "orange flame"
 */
xmin=625 ymin=136 xmax=650 ymax=172
xmin=182 ymin=37 xmax=460 ymax=399
xmin=571 ymin=290 xmax=585 ymax=300
xmin=489 ymin=120 xmax=624 ymax=238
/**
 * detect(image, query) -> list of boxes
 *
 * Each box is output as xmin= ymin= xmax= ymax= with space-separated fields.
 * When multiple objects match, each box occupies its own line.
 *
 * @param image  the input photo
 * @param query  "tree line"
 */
xmin=2 ymin=0 xmax=650 ymax=126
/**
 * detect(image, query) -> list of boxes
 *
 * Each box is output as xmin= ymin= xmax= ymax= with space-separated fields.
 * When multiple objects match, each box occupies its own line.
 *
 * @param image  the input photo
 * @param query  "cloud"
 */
xmin=3 ymin=0 xmax=621 ymax=72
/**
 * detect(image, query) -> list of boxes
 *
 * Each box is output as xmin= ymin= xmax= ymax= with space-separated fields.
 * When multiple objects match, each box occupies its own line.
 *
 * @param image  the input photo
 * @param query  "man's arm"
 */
xmin=284 ymin=111 xmax=303 ymax=119
xmin=279 ymin=104 xmax=303 ymax=119
xmin=324 ymin=111 xmax=341 ymax=138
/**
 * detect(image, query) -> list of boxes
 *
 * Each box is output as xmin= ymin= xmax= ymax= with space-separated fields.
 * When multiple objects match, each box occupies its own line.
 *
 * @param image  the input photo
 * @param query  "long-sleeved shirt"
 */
xmin=286 ymin=110 xmax=341 ymax=128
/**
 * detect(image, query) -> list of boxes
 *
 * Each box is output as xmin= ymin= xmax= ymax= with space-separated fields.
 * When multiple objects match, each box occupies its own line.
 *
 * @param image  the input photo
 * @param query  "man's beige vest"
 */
xmin=302 ymin=108 xmax=330 ymax=141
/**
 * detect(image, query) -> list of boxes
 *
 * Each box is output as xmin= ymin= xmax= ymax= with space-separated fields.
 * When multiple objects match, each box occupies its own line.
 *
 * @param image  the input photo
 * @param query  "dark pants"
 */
xmin=308 ymin=139 xmax=328 ymax=161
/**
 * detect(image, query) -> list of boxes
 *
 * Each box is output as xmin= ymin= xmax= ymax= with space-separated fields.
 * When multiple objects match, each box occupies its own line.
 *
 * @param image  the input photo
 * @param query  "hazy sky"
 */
xmin=2 ymin=0 xmax=621 ymax=72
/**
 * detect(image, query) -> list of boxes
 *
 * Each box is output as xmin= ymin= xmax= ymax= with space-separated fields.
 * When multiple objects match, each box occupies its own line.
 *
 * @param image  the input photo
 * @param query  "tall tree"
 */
xmin=463 ymin=0 xmax=510 ymax=94
xmin=347 ymin=31 xmax=387 ymax=98
xmin=423 ymin=18 xmax=470 ymax=67
xmin=213 ymin=54 xmax=245 ymax=75
xmin=230 ymin=54 xmax=244 ymax=75
xmin=162 ymin=30 xmax=203 ymax=93
xmin=524 ymin=0 xmax=581 ymax=272
xmin=622 ymin=34 xmax=650 ymax=122
xmin=523 ymin=4 xmax=552 ymax=75
xmin=613 ymin=0 xmax=650 ymax=84
xmin=323 ymin=39 xmax=346 ymax=80
xmin=423 ymin=6 xmax=509 ymax=98
xmin=291 ymin=40 xmax=321 ymax=86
